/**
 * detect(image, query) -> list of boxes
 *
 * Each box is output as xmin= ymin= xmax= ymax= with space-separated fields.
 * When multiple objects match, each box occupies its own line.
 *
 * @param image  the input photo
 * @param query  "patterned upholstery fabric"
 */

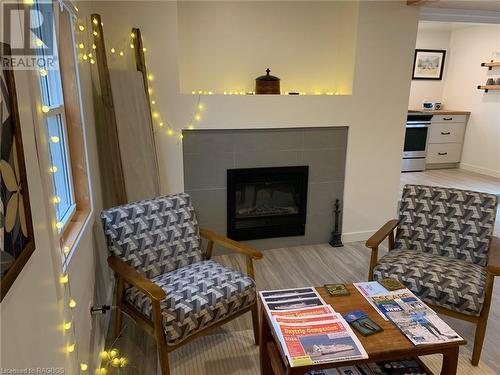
xmin=125 ymin=260 xmax=256 ymax=344
xmin=373 ymin=250 xmax=487 ymax=316
xmin=101 ymin=193 xmax=203 ymax=279
xmin=396 ymin=184 xmax=498 ymax=267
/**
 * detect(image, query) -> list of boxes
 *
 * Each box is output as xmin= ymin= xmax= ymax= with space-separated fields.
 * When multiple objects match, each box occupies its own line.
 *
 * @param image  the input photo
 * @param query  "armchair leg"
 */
xmin=472 ymin=273 xmax=495 ymax=366
xmin=152 ymin=301 xmax=170 ymax=375
xmin=115 ymin=276 xmax=125 ymax=338
xmin=114 ymin=308 xmax=123 ymax=339
xmin=251 ymin=304 xmax=260 ymax=346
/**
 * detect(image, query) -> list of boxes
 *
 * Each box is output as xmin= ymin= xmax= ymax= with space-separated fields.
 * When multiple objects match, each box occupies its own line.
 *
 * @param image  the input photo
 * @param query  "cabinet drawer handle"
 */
xmin=438 ymin=152 xmax=448 ymax=155
xmin=441 ymin=131 xmax=451 ymax=135
xmin=443 ymin=117 xmax=453 ymax=121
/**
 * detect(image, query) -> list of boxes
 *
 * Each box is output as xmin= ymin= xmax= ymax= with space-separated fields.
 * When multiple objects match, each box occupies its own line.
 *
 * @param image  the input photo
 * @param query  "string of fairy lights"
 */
xmin=32 ymin=2 xmax=345 ymax=373
xmin=75 ymin=17 xmax=205 ymax=141
xmin=27 ymin=1 xmax=130 ymax=373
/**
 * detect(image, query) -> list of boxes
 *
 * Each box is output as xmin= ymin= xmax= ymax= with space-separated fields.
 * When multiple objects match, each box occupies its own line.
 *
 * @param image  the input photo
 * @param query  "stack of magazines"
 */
xmin=353 ymin=282 xmax=462 ymax=346
xmin=305 ymin=358 xmax=428 ymax=374
xmin=260 ymin=287 xmax=368 ymax=367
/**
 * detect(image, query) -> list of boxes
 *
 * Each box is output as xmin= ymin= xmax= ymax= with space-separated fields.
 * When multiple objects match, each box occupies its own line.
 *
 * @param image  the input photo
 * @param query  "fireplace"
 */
xmin=227 ymin=166 xmax=309 ymax=241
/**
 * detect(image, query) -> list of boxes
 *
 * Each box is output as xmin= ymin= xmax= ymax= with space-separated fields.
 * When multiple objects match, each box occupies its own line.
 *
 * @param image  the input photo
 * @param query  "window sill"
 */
xmin=61 ymin=208 xmax=93 ymax=270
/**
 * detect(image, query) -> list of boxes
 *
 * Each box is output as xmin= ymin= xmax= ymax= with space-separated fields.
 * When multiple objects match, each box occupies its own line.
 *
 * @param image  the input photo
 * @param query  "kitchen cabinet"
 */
xmin=426 ymin=113 xmax=468 ymax=168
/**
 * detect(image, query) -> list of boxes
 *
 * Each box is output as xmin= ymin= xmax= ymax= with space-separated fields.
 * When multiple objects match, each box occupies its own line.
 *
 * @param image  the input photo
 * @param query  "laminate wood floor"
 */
xmin=107 ymin=169 xmax=500 ymax=374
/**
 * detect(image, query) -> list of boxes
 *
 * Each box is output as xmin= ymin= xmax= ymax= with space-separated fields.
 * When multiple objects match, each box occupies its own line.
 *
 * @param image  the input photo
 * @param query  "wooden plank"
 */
xmin=91 ymin=13 xmax=127 ymax=206
xmin=131 ymin=28 xmax=154 ymax=127
xmin=131 ymin=27 xmax=160 ymax=194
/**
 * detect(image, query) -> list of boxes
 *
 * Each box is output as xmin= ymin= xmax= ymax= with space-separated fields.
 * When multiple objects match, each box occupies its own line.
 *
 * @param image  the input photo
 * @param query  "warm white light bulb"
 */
xmin=50 ymin=136 xmax=60 ymax=143
xmin=119 ymin=51 xmax=124 ymax=57
xmin=56 ymin=222 xmax=64 ymax=229
xmin=49 ymin=166 xmax=58 ymax=173
xmin=93 ymin=31 xmax=98 ymax=36
xmin=92 ymin=18 xmax=98 ymax=25
xmin=59 ymin=273 xmax=69 ymax=284
xmin=66 ymin=343 xmax=75 ymax=353
xmin=63 ymin=321 xmax=72 ymax=330
xmin=41 ymin=105 xmax=50 ymax=113
xmin=78 ymin=25 xmax=85 ymax=31
xmin=110 ymin=48 xmax=115 ymax=53
xmin=39 ymin=68 xmax=47 ymax=77
xmin=53 ymin=196 xmax=61 ymax=204
xmin=80 ymin=363 xmax=88 ymax=371
xmin=68 ymin=299 xmax=77 ymax=308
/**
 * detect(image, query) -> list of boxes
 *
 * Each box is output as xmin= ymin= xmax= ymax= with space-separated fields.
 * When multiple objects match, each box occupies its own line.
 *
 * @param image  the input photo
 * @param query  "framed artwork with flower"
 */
xmin=1 ymin=43 xmax=35 ymax=301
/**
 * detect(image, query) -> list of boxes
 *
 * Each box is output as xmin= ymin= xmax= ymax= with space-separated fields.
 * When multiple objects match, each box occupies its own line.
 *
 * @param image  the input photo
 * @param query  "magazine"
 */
xmin=305 ymin=367 xmax=361 ymax=375
xmin=260 ymin=287 xmax=327 ymax=313
xmin=387 ymin=310 xmax=462 ymax=345
xmin=354 ymin=282 xmax=462 ymax=346
xmin=354 ymin=282 xmax=430 ymax=321
xmin=276 ymin=314 xmax=368 ymax=367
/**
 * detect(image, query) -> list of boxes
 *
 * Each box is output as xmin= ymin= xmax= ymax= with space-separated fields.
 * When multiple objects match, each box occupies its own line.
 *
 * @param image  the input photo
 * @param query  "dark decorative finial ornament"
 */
xmin=329 ymin=198 xmax=344 ymax=247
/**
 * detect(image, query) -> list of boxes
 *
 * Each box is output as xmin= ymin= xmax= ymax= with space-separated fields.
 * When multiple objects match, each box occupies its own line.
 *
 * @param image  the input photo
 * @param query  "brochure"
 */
xmin=276 ymin=314 xmax=368 ymax=367
xmin=387 ymin=310 xmax=462 ymax=345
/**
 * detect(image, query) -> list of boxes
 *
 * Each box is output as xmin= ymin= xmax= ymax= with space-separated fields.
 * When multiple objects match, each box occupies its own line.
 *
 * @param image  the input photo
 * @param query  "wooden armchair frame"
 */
xmin=366 ymin=220 xmax=500 ymax=366
xmin=108 ymin=228 xmax=263 ymax=375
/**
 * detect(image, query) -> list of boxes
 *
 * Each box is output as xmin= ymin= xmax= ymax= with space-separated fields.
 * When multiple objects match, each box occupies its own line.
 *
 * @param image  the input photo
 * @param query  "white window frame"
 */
xmin=35 ymin=0 xmax=77 ymax=234
xmin=41 ymin=105 xmax=77 ymax=233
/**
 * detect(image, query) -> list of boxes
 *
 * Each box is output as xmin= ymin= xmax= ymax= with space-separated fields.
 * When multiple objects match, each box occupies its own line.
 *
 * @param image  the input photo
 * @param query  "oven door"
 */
xmin=403 ymin=124 xmax=429 ymax=158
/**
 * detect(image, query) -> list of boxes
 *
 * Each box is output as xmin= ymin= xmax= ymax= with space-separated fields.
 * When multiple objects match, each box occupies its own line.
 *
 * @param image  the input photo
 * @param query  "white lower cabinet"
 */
xmin=426 ymin=116 xmax=467 ymax=168
xmin=427 ymin=143 xmax=463 ymax=164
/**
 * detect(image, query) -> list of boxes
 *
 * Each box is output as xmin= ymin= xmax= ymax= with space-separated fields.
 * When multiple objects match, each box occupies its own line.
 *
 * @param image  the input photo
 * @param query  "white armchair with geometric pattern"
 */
xmin=366 ymin=184 xmax=499 ymax=366
xmin=101 ymin=193 xmax=262 ymax=375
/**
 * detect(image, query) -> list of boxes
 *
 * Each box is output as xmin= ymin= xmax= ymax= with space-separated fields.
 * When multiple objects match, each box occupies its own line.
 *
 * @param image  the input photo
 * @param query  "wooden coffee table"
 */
xmin=259 ymin=284 xmax=466 ymax=375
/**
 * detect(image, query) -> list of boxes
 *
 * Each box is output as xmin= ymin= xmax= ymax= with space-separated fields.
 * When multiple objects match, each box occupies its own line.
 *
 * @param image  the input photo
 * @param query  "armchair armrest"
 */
xmin=365 ymin=219 xmax=398 ymax=281
xmin=200 ymin=228 xmax=263 ymax=259
xmin=488 ymin=237 xmax=500 ymax=276
xmin=366 ymin=219 xmax=399 ymax=249
xmin=107 ymin=256 xmax=166 ymax=301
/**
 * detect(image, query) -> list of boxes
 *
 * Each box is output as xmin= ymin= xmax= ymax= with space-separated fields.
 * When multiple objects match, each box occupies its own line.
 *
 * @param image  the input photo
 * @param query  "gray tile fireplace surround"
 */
xmin=182 ymin=127 xmax=348 ymax=252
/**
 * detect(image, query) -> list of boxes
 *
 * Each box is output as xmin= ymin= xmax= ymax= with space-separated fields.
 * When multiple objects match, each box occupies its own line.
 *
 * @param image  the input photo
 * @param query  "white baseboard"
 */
xmin=342 ymin=230 xmax=374 ymax=243
xmin=459 ymin=163 xmax=500 ymax=179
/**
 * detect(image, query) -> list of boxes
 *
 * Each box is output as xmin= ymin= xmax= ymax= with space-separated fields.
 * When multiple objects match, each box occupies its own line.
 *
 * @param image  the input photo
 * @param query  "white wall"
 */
xmin=408 ymin=25 xmax=451 ymax=109
xmin=87 ymin=0 xmax=419 ymax=243
xmin=443 ymin=25 xmax=500 ymax=177
xmin=0 ymin=4 xmax=111 ymax=373
xmin=177 ymin=1 xmax=358 ymax=94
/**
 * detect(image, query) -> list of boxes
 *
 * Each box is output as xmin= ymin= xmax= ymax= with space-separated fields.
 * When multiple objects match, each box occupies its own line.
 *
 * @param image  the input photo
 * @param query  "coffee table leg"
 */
xmin=259 ymin=306 xmax=274 ymax=375
xmin=440 ymin=346 xmax=459 ymax=375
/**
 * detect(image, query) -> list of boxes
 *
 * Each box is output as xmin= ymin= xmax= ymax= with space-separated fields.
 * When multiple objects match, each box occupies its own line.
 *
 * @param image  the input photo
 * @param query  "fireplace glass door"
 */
xmin=227 ymin=166 xmax=308 ymax=240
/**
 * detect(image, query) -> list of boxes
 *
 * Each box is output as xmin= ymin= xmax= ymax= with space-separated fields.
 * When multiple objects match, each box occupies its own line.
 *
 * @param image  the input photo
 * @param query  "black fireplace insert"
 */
xmin=227 ymin=166 xmax=309 ymax=241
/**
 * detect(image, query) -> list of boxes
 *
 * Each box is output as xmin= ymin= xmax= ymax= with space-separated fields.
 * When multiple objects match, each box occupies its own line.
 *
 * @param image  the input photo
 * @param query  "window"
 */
xmin=34 ymin=1 xmax=76 ymax=231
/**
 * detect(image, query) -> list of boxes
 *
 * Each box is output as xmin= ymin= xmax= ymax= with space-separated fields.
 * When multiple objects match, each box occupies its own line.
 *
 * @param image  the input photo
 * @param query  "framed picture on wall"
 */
xmin=412 ymin=49 xmax=446 ymax=80
xmin=1 ymin=43 xmax=36 ymax=301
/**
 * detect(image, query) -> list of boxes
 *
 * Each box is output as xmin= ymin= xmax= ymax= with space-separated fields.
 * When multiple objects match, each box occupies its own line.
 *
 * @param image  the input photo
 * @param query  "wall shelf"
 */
xmin=477 ymin=85 xmax=500 ymax=93
xmin=481 ymin=61 xmax=500 ymax=70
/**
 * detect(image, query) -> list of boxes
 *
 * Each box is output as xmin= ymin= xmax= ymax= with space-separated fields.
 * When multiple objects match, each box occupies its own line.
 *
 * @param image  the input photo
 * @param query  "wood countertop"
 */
xmin=409 ymin=109 xmax=471 ymax=115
